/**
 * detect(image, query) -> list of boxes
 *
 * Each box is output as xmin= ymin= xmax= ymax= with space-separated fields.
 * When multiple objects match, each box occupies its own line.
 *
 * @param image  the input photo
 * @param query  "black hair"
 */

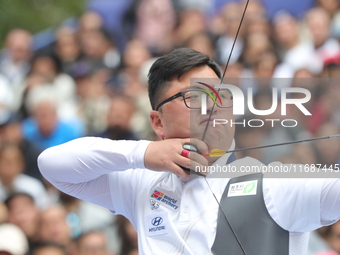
xmin=116 ymin=215 xmax=137 ymax=255
xmin=75 ymin=230 xmax=107 ymax=247
xmin=4 ymin=192 xmax=35 ymax=208
xmin=29 ymin=242 xmax=68 ymax=255
xmin=30 ymin=51 xmax=62 ymax=74
xmin=148 ymin=48 xmax=221 ymax=110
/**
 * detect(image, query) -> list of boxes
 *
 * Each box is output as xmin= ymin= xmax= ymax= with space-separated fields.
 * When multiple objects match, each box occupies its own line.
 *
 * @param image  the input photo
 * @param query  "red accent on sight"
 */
xmin=196 ymin=82 xmax=223 ymax=106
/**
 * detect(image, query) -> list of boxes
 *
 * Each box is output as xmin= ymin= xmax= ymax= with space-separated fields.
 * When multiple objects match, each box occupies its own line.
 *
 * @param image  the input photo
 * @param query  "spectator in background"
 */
xmin=314 ymin=221 xmax=340 ymax=255
xmin=0 ymin=77 xmax=44 ymax=183
xmin=273 ymin=11 xmax=322 ymax=75
xmin=172 ymin=0 xmax=212 ymax=15
xmin=79 ymin=28 xmax=121 ymax=70
xmin=234 ymin=125 xmax=265 ymax=162
xmin=128 ymin=0 xmax=176 ymax=56
xmin=55 ymin=26 xmax=82 ymax=76
xmin=214 ymin=2 xmax=244 ymax=66
xmin=251 ymin=51 xmax=279 ymax=80
xmin=306 ymin=8 xmax=340 ymax=63
xmin=0 ymin=75 xmax=44 ymax=181
xmin=76 ymin=231 xmax=112 ymax=255
xmin=234 ymin=88 xmax=299 ymax=164
xmin=30 ymin=242 xmax=69 ymax=255
xmin=14 ymin=52 xmax=78 ymax=121
xmin=39 ymin=205 xmax=71 ymax=251
xmin=317 ymin=0 xmax=340 ymax=41
xmin=308 ymin=82 xmax=340 ymax=134
xmin=249 ymin=50 xmax=293 ymax=87
xmin=244 ymin=0 xmax=270 ymax=36
xmin=78 ymin=11 xmax=104 ymax=35
xmin=0 ymin=143 xmax=48 ymax=208
xmin=237 ymin=30 xmax=294 ymax=86
xmin=0 ymin=223 xmax=29 ymax=255
xmin=116 ymin=215 xmax=138 ymax=255
xmin=14 ymin=72 xmax=51 ymax=119
xmin=293 ymin=68 xmax=317 ymax=79
xmin=323 ymin=56 xmax=340 ymax=78
xmin=21 ymin=85 xmax=83 ymax=150
xmin=54 ymin=191 xmax=119 ymax=254
xmin=184 ymin=32 xmax=215 ymax=59
xmin=0 ymin=29 xmax=32 ymax=86
xmin=127 ymin=249 xmax=138 ymax=255
xmin=72 ymin=64 xmax=111 ymax=135
xmin=99 ymin=95 xmax=139 ymax=140
xmin=5 ymin=193 xmax=41 ymax=250
xmin=0 ymin=75 xmax=12 ymax=124
xmin=114 ymin=39 xmax=152 ymax=139
xmin=120 ymin=39 xmax=151 ymax=99
xmin=278 ymin=143 xmax=317 ymax=166
xmin=238 ymin=31 xmax=273 ymax=70
xmin=291 ymin=143 xmax=318 ymax=165
xmin=29 ymin=53 xmax=78 ymax=119
xmin=71 ymin=61 xmax=95 ymax=97
xmin=59 ymin=192 xmax=116 ymax=241
xmin=0 ymin=202 xmax=7 ymax=225
xmin=173 ymin=8 xmax=207 ymax=49
xmin=313 ymin=122 xmax=340 ymax=166
xmin=122 ymin=39 xmax=151 ymax=74
xmin=130 ymin=58 xmax=157 ymax=140
xmin=317 ymin=0 xmax=340 ymax=20
xmin=0 ymin=119 xmax=43 ymax=181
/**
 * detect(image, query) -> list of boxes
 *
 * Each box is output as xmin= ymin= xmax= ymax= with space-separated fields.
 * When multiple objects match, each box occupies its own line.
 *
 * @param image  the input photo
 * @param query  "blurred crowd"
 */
xmin=0 ymin=0 xmax=340 ymax=254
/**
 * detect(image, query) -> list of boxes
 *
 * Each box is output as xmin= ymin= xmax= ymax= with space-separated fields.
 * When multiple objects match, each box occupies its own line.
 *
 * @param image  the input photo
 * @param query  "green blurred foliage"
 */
xmin=0 ymin=0 xmax=87 ymax=47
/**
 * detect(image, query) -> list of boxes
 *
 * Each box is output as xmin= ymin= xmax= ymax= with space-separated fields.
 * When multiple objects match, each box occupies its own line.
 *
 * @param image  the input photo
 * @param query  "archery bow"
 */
xmin=200 ymin=1 xmax=250 ymax=254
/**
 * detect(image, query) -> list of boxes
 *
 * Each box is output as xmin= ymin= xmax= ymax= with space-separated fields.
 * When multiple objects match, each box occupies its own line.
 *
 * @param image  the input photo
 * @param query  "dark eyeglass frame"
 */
xmin=155 ymin=89 xmax=233 ymax=111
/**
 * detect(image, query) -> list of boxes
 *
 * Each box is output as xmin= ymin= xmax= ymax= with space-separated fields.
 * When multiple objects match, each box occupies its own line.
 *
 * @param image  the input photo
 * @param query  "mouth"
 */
xmin=199 ymin=118 xmax=212 ymax=125
xmin=199 ymin=116 xmax=230 ymax=126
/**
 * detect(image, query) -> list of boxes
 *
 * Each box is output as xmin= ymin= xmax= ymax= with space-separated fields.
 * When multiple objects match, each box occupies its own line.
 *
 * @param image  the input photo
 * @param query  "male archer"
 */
xmin=38 ymin=48 xmax=340 ymax=255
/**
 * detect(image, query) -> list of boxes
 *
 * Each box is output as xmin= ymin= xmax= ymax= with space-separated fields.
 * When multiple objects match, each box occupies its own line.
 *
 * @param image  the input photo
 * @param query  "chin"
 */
xmin=204 ymin=132 xmax=233 ymax=151
xmin=166 ymin=132 xmax=191 ymax=139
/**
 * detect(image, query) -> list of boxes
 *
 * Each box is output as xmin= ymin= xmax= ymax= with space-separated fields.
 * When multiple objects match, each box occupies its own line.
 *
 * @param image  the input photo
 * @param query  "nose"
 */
xmin=205 ymin=96 xmax=218 ymax=114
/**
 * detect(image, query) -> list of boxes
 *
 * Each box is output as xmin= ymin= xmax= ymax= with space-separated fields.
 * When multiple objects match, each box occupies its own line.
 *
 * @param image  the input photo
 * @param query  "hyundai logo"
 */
xmin=151 ymin=217 xmax=163 ymax=226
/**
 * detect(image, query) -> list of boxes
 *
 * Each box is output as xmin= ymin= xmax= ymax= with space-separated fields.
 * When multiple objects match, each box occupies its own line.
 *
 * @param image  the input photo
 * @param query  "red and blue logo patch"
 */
xmin=151 ymin=190 xmax=164 ymax=201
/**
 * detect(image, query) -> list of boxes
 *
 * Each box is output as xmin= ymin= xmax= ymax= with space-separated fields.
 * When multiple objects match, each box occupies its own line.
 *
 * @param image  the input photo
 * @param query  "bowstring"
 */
xmin=201 ymin=1 xmax=250 ymax=254
xmin=202 ymin=0 xmax=249 ymax=141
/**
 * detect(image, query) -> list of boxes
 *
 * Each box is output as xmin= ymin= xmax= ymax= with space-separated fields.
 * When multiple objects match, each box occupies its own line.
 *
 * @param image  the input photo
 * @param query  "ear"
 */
xmin=150 ymin=110 xmax=165 ymax=139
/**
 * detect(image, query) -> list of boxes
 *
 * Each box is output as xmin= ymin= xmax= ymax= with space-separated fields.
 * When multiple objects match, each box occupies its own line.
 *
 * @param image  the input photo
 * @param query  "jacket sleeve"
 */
xmin=264 ymin=177 xmax=340 ymax=232
xmin=38 ymin=137 xmax=152 ymax=214
xmin=319 ymin=178 xmax=340 ymax=225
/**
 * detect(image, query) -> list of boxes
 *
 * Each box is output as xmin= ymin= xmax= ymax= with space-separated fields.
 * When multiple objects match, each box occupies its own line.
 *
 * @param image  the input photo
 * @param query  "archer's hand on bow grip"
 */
xmin=144 ymin=139 xmax=209 ymax=180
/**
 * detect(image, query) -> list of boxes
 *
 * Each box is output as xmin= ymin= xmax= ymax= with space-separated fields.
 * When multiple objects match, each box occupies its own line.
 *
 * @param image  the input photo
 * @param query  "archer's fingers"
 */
xmin=181 ymin=138 xmax=209 ymax=155
xmin=189 ymin=152 xmax=209 ymax=166
xmin=172 ymin=162 xmax=191 ymax=180
xmin=177 ymin=151 xmax=209 ymax=176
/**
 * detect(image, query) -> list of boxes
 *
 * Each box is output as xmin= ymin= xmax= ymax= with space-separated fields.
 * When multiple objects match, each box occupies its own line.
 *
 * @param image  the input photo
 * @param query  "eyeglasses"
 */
xmin=155 ymin=89 xmax=233 ymax=111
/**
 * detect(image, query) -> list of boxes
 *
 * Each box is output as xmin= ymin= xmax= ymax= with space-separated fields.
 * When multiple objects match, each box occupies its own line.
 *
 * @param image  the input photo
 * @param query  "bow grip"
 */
xmin=181 ymin=143 xmax=205 ymax=177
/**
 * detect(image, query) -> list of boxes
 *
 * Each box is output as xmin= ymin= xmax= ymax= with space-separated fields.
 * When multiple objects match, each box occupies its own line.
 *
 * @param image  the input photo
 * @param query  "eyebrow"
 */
xmin=181 ymin=86 xmax=193 ymax=90
xmin=183 ymin=84 xmax=214 ymax=90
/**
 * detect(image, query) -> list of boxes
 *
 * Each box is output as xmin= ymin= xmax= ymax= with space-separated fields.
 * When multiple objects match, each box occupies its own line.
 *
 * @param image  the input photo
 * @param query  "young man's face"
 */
xmin=150 ymin=65 xmax=235 ymax=153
